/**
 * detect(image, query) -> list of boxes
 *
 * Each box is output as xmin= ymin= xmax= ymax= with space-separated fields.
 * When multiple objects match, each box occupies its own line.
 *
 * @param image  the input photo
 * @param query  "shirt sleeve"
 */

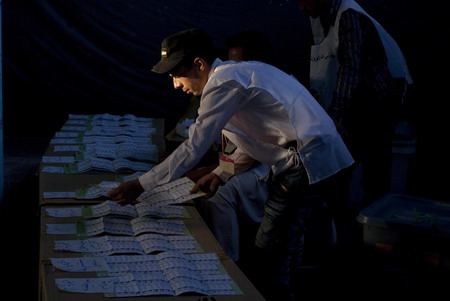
xmin=138 ymin=79 xmax=250 ymax=191
xmin=328 ymin=9 xmax=364 ymax=121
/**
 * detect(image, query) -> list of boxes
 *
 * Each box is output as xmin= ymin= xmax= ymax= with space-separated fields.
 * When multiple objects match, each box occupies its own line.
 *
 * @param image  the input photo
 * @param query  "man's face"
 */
xmin=169 ymin=61 xmax=208 ymax=96
xmin=296 ymin=0 xmax=321 ymax=18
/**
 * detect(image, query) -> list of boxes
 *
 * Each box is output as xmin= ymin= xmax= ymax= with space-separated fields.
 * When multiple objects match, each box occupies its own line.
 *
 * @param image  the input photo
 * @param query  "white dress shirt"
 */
xmin=139 ymin=59 xmax=354 ymax=191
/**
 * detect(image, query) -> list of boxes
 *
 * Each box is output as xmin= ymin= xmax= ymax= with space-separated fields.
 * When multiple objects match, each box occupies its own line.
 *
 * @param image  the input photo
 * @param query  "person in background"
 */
xmin=108 ymin=27 xmax=354 ymax=300
xmin=295 ymin=0 xmax=412 ymax=210
xmin=226 ymin=30 xmax=277 ymax=66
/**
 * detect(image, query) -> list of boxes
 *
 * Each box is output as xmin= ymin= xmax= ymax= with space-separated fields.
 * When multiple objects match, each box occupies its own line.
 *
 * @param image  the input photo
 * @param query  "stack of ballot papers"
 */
xmin=45 ymin=200 xmax=188 ymax=219
xmin=46 ymin=216 xmax=188 ymax=236
xmin=51 ymin=251 xmax=241 ymax=296
xmin=43 ymin=176 xmax=205 ymax=203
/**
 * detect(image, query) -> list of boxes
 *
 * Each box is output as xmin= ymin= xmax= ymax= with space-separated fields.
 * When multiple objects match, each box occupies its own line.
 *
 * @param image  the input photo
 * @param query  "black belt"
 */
xmin=284 ymin=140 xmax=297 ymax=149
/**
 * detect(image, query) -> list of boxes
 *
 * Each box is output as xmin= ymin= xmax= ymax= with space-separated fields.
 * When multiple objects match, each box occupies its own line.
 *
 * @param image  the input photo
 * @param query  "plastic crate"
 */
xmin=357 ymin=194 xmax=450 ymax=268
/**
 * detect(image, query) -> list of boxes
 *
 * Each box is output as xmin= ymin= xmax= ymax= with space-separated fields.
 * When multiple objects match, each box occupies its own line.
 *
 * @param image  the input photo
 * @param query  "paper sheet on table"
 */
xmin=46 ymin=216 xmax=187 ymax=236
xmin=54 ymin=234 xmax=201 ymax=255
xmin=52 ymin=252 xmax=240 ymax=296
xmin=45 ymin=200 xmax=188 ymax=219
xmin=137 ymin=177 xmax=206 ymax=205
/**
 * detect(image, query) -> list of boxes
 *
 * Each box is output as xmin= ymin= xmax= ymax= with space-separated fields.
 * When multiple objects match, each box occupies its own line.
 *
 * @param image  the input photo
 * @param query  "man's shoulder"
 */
xmin=208 ymin=60 xmax=296 ymax=92
xmin=214 ymin=60 xmax=283 ymax=78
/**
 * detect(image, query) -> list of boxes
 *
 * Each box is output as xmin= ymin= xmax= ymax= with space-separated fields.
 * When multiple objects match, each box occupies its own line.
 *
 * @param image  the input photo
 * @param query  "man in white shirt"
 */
xmin=193 ymin=31 xmax=275 ymax=264
xmin=109 ymin=27 xmax=354 ymax=299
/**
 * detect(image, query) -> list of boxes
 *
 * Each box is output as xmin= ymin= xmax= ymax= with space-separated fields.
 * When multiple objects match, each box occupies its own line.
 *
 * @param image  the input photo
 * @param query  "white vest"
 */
xmin=309 ymin=0 xmax=413 ymax=111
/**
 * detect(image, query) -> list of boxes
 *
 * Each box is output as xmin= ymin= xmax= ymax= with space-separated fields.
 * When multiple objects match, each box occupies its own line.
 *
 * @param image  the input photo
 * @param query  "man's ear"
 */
xmin=193 ymin=57 xmax=207 ymax=71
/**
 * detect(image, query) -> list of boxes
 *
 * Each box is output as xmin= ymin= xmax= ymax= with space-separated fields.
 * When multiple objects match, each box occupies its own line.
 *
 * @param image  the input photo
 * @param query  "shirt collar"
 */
xmin=209 ymin=58 xmax=223 ymax=78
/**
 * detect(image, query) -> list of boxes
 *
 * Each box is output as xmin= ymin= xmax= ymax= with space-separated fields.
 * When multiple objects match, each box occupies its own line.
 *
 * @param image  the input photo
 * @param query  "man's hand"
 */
xmin=108 ymin=178 xmax=145 ymax=205
xmin=190 ymin=173 xmax=223 ymax=199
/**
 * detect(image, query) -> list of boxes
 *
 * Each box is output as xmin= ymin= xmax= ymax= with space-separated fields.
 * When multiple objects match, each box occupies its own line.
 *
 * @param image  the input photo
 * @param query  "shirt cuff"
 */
xmin=138 ymin=173 xmax=155 ymax=191
xmin=212 ymin=166 xmax=233 ymax=183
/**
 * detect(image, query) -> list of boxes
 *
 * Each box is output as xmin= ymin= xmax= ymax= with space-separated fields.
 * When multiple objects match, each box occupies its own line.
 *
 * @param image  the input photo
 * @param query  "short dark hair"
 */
xmin=226 ymin=30 xmax=275 ymax=65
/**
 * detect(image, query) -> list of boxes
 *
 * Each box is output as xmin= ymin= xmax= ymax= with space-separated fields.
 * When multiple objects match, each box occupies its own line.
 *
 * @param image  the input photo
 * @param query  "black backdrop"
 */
xmin=3 ymin=0 xmax=449 ymax=200
xmin=3 ymin=0 xmax=313 ymax=136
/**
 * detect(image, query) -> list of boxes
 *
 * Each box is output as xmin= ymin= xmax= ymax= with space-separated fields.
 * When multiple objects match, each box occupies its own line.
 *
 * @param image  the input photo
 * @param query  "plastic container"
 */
xmin=357 ymin=194 xmax=450 ymax=267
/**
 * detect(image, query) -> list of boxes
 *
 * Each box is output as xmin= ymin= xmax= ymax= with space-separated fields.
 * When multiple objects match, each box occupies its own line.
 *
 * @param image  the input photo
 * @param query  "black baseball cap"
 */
xmin=151 ymin=28 xmax=215 ymax=74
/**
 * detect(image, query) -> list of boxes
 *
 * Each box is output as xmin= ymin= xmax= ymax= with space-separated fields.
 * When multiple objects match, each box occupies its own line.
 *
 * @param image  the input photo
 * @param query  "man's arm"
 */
xmin=328 ymin=9 xmax=364 ymax=122
xmin=109 ymin=80 xmax=250 ymax=205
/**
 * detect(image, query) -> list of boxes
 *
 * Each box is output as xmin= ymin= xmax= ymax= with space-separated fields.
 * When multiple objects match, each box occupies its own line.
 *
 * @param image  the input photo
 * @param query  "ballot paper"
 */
xmin=52 ymin=145 xmax=82 ymax=152
xmin=52 ymin=251 xmax=239 ymax=296
xmin=75 ymin=143 xmax=158 ymax=162
xmin=51 ymin=134 xmax=154 ymax=145
xmin=44 ymin=176 xmax=205 ymax=205
xmin=45 ymin=200 xmax=188 ymax=219
xmin=41 ymin=158 xmax=154 ymax=174
xmin=75 ymin=181 xmax=121 ymax=199
xmin=48 ymin=114 xmax=159 ymax=174
xmin=54 ymin=131 xmax=79 ymax=138
xmin=45 ymin=207 xmax=83 ymax=218
xmin=42 ymin=156 xmax=75 ymax=164
xmin=46 ymin=216 xmax=188 ymax=236
xmin=82 ymin=200 xmax=138 ymax=218
xmin=41 ymin=166 xmax=65 ymax=173
xmin=134 ymin=203 xmax=188 ymax=219
xmin=42 ymin=184 xmax=114 ymax=199
xmin=80 ymin=136 xmax=154 ymax=145
xmin=64 ymin=157 xmax=155 ymax=174
xmin=81 ymin=125 xmax=156 ymax=137
xmin=67 ymin=113 xmax=154 ymax=124
xmin=51 ymin=252 xmax=220 ymax=274
xmin=54 ymin=234 xmax=201 ymax=255
xmin=61 ymin=115 xmax=155 ymax=136
xmin=46 ymin=223 xmax=77 ymax=235
xmin=42 ymin=172 xmax=144 ymax=200
xmin=137 ymin=177 xmax=206 ymax=205
xmin=52 ymin=143 xmax=158 ymax=159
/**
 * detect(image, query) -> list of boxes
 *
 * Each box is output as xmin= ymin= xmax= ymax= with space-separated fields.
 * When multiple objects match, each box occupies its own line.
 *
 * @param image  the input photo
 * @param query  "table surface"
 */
xmin=39 ymin=205 xmax=266 ymax=301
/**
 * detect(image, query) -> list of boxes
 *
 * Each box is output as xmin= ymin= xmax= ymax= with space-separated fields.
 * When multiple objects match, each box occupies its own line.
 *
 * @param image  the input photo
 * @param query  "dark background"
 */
xmin=1 ymin=0 xmax=449 ymax=298
xmin=3 ymin=0 xmax=448 ymax=201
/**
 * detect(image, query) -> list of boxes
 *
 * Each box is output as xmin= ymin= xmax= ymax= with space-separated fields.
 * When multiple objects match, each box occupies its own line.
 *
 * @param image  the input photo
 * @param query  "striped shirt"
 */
xmin=324 ymin=0 xmax=394 ymax=121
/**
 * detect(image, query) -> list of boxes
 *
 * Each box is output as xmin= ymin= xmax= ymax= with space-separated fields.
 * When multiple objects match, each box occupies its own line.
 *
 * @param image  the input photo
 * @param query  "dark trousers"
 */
xmin=255 ymin=163 xmax=346 ymax=290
